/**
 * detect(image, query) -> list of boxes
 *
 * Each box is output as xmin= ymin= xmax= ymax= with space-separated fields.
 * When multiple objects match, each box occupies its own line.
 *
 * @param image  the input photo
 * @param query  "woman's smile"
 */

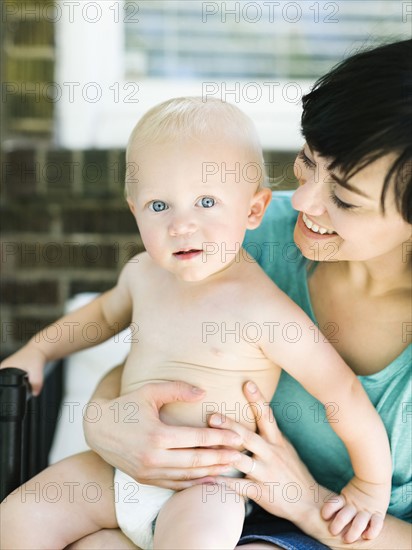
xmin=301 ymin=212 xmax=336 ymax=235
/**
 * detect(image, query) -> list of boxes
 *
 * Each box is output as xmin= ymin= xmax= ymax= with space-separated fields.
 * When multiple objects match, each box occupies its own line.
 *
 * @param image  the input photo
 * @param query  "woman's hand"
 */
xmin=210 ymin=381 xmax=412 ymax=549
xmin=210 ymin=381 xmax=320 ymax=526
xmin=84 ymin=374 xmax=243 ymax=491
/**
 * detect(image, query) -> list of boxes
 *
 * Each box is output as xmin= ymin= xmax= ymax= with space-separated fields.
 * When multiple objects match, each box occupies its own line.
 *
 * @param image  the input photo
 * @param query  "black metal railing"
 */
xmin=0 ymin=362 xmax=63 ymax=502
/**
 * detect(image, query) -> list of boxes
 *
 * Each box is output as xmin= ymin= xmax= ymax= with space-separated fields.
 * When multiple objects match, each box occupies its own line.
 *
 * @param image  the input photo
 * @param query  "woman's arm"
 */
xmin=212 ymin=381 xmax=411 ymax=549
xmin=83 ymin=365 xmax=245 ymax=490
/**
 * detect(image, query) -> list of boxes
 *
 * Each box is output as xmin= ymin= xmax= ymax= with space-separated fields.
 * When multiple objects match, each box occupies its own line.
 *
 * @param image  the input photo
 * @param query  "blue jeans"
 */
xmin=239 ymin=504 xmax=330 ymax=549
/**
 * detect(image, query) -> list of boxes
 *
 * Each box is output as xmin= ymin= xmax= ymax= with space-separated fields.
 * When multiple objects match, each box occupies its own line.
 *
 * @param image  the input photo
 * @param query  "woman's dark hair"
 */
xmin=301 ymin=39 xmax=411 ymax=223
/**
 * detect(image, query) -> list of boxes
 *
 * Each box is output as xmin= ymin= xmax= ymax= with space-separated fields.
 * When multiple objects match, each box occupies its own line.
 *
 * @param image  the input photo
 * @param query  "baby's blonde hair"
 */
xmin=125 ymin=96 xmax=266 ymax=198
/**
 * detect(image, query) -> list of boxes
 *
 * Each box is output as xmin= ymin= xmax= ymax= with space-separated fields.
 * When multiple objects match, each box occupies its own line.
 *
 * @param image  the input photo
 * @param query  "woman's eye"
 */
xmin=197 ymin=197 xmax=215 ymax=208
xmin=298 ymin=149 xmax=315 ymax=169
xmin=329 ymin=192 xmax=356 ymax=210
xmin=149 ymin=200 xmax=168 ymax=212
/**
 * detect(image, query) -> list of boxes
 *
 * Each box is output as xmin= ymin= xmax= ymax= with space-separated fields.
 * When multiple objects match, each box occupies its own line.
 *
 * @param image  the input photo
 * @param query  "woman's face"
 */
xmin=292 ymin=144 xmax=411 ymax=263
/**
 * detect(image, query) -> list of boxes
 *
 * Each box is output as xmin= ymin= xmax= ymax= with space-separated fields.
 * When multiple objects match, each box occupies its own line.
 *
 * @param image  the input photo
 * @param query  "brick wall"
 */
xmin=1 ymin=147 xmax=296 ymax=357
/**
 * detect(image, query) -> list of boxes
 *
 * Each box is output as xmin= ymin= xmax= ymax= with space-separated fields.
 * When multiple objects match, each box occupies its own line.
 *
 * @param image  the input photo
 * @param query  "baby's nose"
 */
xmin=168 ymin=215 xmax=197 ymax=236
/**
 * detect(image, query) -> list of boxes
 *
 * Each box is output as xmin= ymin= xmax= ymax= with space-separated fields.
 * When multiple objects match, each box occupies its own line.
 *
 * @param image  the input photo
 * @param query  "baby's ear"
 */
xmin=127 ymin=198 xmax=137 ymax=216
xmin=247 ymin=188 xmax=272 ymax=229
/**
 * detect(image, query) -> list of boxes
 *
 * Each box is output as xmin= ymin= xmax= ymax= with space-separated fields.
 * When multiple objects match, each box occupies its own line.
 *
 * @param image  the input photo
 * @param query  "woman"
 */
xmin=70 ymin=39 xmax=411 ymax=549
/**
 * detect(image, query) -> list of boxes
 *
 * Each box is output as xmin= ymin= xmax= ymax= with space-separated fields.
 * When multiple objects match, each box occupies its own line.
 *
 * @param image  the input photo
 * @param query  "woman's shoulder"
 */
xmin=244 ymin=190 xmax=298 ymax=252
xmin=242 ymin=190 xmax=311 ymax=310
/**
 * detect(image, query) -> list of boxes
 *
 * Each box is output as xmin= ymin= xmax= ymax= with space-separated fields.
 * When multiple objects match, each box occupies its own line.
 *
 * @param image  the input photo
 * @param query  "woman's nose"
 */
xmin=291 ymin=176 xmax=327 ymax=216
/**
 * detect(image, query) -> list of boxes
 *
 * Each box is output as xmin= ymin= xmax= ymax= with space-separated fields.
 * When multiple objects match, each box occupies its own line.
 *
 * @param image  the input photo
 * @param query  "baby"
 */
xmin=1 ymin=97 xmax=391 ymax=549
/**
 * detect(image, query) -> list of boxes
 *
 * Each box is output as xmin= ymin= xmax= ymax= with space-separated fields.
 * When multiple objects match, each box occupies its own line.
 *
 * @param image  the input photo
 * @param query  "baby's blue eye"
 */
xmin=198 ymin=197 xmax=215 ymax=208
xmin=149 ymin=201 xmax=168 ymax=212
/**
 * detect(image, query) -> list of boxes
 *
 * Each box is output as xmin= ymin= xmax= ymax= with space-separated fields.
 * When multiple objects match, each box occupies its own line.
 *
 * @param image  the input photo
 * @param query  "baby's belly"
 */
xmin=121 ymin=360 xmax=280 ymax=430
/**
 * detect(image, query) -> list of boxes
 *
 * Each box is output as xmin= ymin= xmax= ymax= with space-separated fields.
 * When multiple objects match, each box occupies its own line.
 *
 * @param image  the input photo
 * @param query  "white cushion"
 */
xmin=49 ymin=293 xmax=131 ymax=463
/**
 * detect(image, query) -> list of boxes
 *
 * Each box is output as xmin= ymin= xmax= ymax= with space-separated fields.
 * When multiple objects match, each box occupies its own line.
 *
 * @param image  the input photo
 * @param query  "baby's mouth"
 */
xmin=173 ymin=249 xmax=202 ymax=257
xmin=302 ymin=213 xmax=337 ymax=235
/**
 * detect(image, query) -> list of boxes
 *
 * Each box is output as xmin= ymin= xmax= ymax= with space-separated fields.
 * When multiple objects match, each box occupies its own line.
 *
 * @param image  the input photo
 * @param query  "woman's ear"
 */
xmin=247 ymin=188 xmax=272 ymax=229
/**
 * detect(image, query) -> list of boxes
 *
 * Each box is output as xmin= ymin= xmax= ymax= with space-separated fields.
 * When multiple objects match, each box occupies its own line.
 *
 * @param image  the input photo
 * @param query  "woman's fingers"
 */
xmin=221 ymin=449 xmax=256 ymax=478
xmin=157 ymin=424 xmax=242 ymax=450
xmin=209 ymin=414 xmax=263 ymax=457
xmin=208 ymin=383 xmax=283 ymax=459
xmin=86 ymin=379 xmax=246 ymax=485
xmin=141 ymin=447 xmax=242 ymax=472
xmin=141 ymin=380 xmax=206 ymax=409
xmin=140 ymin=475 xmax=220 ymax=492
xmin=242 ymin=381 xmax=281 ymax=444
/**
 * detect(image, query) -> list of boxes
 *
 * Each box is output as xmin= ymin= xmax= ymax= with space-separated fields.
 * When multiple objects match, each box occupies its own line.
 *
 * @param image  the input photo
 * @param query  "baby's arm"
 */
xmin=258 ymin=286 xmax=392 ymax=542
xmin=0 ymin=258 xmax=136 ymax=394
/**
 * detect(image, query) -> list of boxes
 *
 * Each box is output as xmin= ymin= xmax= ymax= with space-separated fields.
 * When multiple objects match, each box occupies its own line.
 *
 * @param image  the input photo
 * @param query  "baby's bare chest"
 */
xmin=121 ymin=266 xmax=283 ymax=415
xmin=124 ymin=289 xmax=279 ymax=424
xmin=130 ymin=285 xmax=266 ymax=367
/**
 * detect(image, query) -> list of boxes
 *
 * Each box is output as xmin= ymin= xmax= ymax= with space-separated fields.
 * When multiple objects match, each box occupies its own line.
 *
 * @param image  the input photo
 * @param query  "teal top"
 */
xmin=243 ymin=191 xmax=412 ymax=522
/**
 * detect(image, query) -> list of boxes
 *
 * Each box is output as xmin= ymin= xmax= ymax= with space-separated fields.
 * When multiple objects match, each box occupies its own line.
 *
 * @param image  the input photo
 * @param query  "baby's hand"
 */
xmin=321 ymin=476 xmax=391 ymax=543
xmin=0 ymin=345 xmax=47 ymax=396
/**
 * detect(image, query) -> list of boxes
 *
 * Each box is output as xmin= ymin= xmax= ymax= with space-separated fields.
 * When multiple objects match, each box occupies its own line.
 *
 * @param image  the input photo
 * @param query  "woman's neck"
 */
xmin=343 ymin=245 xmax=411 ymax=297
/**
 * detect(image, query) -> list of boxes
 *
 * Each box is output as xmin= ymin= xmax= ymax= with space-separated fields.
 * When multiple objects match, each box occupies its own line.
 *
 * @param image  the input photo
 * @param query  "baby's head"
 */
xmin=125 ymin=96 xmax=266 ymax=198
xmin=125 ymin=97 xmax=271 ymax=281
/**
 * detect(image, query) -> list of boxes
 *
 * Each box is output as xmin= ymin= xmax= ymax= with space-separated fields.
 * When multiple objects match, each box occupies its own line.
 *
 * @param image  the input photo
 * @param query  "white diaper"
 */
xmin=114 ymin=457 xmax=250 ymax=549
xmin=114 ymin=468 xmax=174 ymax=550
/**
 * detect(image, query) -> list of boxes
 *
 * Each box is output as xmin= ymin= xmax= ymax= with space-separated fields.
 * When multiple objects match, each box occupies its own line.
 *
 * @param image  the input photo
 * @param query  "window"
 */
xmin=124 ymin=1 xmax=405 ymax=79
xmin=55 ymin=0 xmax=410 ymax=150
